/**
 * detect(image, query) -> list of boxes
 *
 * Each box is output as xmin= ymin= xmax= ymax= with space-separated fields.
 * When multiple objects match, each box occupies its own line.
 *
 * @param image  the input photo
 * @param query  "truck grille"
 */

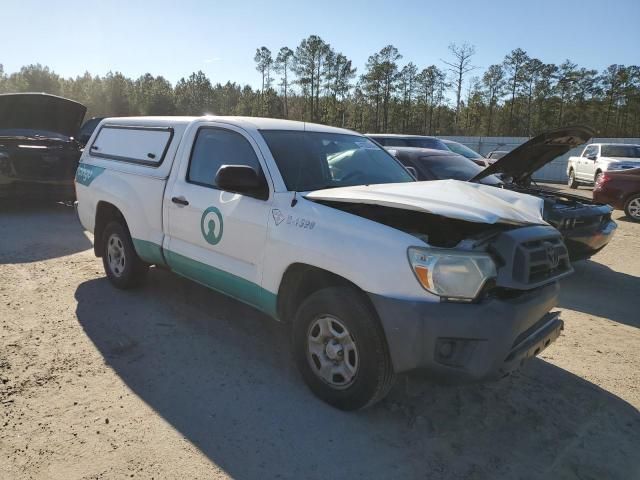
xmin=492 ymin=225 xmax=573 ymax=290
xmin=513 ymin=237 xmax=571 ymax=285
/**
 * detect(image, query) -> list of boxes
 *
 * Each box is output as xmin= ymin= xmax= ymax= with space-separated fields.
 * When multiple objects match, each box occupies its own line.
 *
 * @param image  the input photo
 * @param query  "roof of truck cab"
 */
xmin=100 ymin=116 xmax=355 ymax=134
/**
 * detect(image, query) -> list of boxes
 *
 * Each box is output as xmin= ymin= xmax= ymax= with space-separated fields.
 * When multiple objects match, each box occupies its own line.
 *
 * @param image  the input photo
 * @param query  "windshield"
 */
xmin=601 ymin=145 xmax=640 ymax=158
xmin=261 ymin=130 xmax=414 ymax=191
xmin=444 ymin=141 xmax=483 ymax=159
xmin=421 ymin=154 xmax=503 ymax=185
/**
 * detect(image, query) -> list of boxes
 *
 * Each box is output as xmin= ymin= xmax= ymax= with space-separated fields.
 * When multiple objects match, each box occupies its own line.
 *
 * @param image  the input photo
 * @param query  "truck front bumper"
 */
xmin=369 ymin=282 xmax=562 ymax=380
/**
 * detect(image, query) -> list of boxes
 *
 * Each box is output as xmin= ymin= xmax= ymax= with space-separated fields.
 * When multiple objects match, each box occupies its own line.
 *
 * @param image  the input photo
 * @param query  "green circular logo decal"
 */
xmin=200 ymin=206 xmax=224 ymax=245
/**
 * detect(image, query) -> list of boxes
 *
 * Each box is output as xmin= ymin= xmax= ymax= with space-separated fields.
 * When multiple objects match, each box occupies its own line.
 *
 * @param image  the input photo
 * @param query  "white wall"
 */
xmin=440 ymin=136 xmax=640 ymax=183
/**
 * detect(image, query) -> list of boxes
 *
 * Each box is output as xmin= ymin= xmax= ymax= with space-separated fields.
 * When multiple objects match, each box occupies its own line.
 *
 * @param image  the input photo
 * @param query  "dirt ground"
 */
xmin=1 ymin=193 xmax=639 ymax=480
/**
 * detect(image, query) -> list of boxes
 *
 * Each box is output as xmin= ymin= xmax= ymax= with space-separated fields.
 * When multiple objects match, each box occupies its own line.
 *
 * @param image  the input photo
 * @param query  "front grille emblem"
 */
xmin=544 ymin=241 xmax=560 ymax=269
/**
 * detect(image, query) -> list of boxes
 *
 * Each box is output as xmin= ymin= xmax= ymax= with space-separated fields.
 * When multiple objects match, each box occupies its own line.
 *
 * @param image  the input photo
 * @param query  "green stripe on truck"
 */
xmin=132 ymin=238 xmax=278 ymax=319
xmin=132 ymin=239 xmax=167 ymax=266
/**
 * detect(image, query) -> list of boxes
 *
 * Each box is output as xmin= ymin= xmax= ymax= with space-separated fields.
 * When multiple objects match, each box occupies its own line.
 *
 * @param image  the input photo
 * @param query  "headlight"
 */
xmin=407 ymin=247 xmax=497 ymax=300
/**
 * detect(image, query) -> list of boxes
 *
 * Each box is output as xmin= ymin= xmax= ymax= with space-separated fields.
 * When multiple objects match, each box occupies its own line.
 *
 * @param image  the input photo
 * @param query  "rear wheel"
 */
xmin=292 ymin=287 xmax=395 ymax=410
xmin=567 ymin=169 xmax=578 ymax=189
xmin=102 ymin=221 xmax=148 ymax=289
xmin=624 ymin=194 xmax=640 ymax=222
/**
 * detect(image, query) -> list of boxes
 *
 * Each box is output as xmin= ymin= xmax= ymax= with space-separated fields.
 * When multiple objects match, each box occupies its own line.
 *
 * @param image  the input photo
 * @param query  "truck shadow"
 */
xmin=75 ymin=270 xmax=639 ymax=480
xmin=0 ymin=201 xmax=92 ymax=263
xmin=559 ymin=260 xmax=640 ymax=328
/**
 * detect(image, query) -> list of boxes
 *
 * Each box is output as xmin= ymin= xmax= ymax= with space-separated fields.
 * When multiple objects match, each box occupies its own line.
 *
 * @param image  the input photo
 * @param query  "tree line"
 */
xmin=1 ymin=35 xmax=639 ymax=138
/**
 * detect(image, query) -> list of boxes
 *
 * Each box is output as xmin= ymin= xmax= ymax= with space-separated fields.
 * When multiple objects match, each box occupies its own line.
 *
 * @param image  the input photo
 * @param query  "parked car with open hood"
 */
xmin=389 ymin=126 xmax=617 ymax=261
xmin=567 ymin=143 xmax=640 ymax=187
xmin=75 ymin=116 xmax=571 ymax=410
xmin=0 ymin=93 xmax=86 ymax=201
xmin=593 ymin=167 xmax=640 ymax=221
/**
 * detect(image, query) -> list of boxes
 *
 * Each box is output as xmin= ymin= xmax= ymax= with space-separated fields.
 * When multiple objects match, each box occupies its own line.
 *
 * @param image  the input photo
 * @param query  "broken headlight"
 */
xmin=407 ymin=247 xmax=497 ymax=300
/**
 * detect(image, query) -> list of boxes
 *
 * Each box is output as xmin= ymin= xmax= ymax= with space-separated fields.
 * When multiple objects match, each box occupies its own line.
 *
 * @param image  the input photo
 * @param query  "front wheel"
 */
xmin=102 ymin=221 xmax=148 ymax=289
xmin=292 ymin=287 xmax=395 ymax=410
xmin=624 ymin=194 xmax=640 ymax=222
xmin=567 ymin=169 xmax=578 ymax=189
xmin=594 ymin=171 xmax=604 ymax=185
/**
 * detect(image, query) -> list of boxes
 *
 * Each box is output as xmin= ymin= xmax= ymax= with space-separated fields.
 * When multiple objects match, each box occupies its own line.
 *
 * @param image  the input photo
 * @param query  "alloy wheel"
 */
xmin=628 ymin=198 xmax=640 ymax=219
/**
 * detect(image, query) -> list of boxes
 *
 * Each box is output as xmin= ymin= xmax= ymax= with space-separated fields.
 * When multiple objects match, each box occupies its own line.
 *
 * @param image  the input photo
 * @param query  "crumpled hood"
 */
xmin=471 ymin=126 xmax=595 ymax=183
xmin=306 ymin=179 xmax=546 ymax=226
xmin=0 ymin=93 xmax=87 ymax=138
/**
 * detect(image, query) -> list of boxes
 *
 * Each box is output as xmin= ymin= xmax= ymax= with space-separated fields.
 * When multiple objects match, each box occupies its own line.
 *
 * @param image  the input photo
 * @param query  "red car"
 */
xmin=593 ymin=168 xmax=640 ymax=221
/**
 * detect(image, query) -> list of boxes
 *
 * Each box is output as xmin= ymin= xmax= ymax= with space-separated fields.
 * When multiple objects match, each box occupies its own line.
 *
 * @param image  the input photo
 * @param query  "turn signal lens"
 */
xmin=414 ymin=265 xmax=431 ymax=289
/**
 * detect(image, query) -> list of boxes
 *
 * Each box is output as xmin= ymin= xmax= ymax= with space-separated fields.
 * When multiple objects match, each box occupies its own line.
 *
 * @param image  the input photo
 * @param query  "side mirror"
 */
xmin=387 ymin=149 xmax=399 ymax=158
xmin=215 ymin=165 xmax=268 ymax=199
xmin=587 ymin=154 xmax=598 ymax=161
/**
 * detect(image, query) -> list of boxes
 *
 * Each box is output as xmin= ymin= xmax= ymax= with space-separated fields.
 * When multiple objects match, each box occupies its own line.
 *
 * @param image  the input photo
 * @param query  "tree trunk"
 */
xmin=455 ymin=68 xmax=463 ymax=129
xmin=283 ymin=68 xmax=288 ymax=118
xmin=508 ymin=66 xmax=518 ymax=134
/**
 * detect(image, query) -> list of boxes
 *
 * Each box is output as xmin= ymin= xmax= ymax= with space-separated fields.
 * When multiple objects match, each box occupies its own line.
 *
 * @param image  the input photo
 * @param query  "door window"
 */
xmin=187 ymin=128 xmax=264 ymax=189
xmin=583 ymin=145 xmax=597 ymax=158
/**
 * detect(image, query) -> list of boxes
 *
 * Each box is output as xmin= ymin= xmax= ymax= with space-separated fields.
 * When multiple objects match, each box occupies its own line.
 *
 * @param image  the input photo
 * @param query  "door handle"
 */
xmin=171 ymin=196 xmax=189 ymax=206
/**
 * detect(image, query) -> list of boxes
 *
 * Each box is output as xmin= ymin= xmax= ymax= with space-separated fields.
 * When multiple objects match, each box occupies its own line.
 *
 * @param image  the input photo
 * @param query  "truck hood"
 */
xmin=306 ymin=179 xmax=546 ymax=226
xmin=0 ymin=93 xmax=87 ymax=139
xmin=470 ymin=126 xmax=595 ymax=184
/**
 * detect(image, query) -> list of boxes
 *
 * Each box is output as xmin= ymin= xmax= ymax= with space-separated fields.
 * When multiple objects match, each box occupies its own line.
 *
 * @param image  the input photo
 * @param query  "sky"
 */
xmin=2 ymin=0 xmax=639 ymax=89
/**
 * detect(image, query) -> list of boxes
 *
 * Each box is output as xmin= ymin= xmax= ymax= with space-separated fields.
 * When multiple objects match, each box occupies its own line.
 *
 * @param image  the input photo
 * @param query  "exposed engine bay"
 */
xmin=506 ymin=184 xmax=613 ymax=233
xmin=316 ymin=199 xmax=573 ymax=294
xmin=318 ymin=200 xmax=514 ymax=248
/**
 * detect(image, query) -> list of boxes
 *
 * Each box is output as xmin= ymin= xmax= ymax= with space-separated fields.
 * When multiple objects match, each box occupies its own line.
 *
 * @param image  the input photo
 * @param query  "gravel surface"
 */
xmin=1 ymin=200 xmax=639 ymax=480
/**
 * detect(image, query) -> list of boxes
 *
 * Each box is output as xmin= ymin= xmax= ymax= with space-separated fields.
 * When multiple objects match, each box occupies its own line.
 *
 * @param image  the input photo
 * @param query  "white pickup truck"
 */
xmin=567 ymin=143 xmax=640 ymax=187
xmin=75 ymin=116 xmax=572 ymax=410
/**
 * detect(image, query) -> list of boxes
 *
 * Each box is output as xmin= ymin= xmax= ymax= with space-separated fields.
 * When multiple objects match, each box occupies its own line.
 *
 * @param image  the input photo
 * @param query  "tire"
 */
xmin=594 ymin=171 xmax=603 ymax=185
xmin=567 ymin=169 xmax=578 ymax=189
xmin=624 ymin=194 xmax=640 ymax=222
xmin=101 ymin=221 xmax=148 ymax=289
xmin=292 ymin=287 xmax=395 ymax=410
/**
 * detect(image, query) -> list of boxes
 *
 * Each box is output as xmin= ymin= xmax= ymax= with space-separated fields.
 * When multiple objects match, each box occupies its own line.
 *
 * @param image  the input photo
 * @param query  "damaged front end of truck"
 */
xmin=306 ymin=180 xmax=572 ymax=378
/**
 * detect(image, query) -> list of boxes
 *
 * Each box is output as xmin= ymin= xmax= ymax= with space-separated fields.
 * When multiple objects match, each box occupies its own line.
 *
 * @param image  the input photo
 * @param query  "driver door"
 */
xmin=164 ymin=124 xmax=274 ymax=311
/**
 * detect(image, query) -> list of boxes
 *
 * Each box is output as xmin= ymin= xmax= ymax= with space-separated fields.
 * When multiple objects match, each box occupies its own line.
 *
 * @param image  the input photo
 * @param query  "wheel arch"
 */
xmin=94 ymin=201 xmax=128 ymax=257
xmin=276 ymin=263 xmax=376 ymax=324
